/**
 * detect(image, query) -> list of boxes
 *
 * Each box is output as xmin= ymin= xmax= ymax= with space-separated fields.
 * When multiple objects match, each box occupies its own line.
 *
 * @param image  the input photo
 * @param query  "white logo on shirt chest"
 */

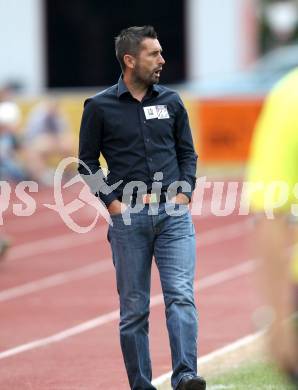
xmin=143 ymin=105 xmax=170 ymax=120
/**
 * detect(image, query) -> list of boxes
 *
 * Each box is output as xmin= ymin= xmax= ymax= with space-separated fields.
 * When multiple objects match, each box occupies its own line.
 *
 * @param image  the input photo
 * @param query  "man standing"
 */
xmin=78 ymin=26 xmax=206 ymax=390
xmin=247 ymin=68 xmax=298 ymax=386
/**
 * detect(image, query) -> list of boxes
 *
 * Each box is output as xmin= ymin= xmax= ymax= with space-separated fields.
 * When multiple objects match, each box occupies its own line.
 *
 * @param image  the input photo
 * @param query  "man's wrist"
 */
xmin=172 ymin=193 xmax=190 ymax=205
xmin=107 ymin=199 xmax=122 ymax=214
xmin=178 ymin=193 xmax=190 ymax=202
xmin=176 ymin=187 xmax=192 ymax=203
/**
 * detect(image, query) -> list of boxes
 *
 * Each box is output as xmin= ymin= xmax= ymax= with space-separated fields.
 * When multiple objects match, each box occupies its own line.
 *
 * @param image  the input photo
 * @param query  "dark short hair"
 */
xmin=115 ymin=26 xmax=158 ymax=71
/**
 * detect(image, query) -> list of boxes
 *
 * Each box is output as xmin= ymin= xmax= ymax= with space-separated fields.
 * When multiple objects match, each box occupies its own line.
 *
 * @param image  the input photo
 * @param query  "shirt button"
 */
xmin=148 ymin=157 xmax=152 ymax=162
xmin=146 ymin=138 xmax=150 ymax=142
xmin=143 ymin=120 xmax=146 ymax=124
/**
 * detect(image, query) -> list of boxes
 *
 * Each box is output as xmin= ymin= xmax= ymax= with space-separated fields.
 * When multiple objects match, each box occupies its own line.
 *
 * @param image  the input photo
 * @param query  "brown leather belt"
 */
xmin=120 ymin=192 xmax=168 ymax=205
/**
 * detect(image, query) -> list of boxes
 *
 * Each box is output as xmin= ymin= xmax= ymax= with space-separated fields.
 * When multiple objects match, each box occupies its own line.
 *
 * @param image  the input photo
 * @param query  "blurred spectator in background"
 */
xmin=259 ymin=0 xmax=298 ymax=53
xmin=247 ymin=68 xmax=298 ymax=386
xmin=0 ymin=100 xmax=21 ymax=261
xmin=0 ymin=84 xmax=16 ymax=103
xmin=0 ymin=101 xmax=29 ymax=182
xmin=24 ymin=100 xmax=74 ymax=185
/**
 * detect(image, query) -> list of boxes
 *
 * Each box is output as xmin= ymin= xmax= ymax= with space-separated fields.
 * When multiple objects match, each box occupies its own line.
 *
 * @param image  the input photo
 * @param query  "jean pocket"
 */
xmin=110 ymin=212 xmax=123 ymax=218
xmin=110 ymin=213 xmax=135 ymax=229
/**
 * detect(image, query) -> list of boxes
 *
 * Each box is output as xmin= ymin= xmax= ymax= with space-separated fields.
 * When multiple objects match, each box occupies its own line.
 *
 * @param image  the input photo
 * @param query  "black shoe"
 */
xmin=177 ymin=375 xmax=206 ymax=390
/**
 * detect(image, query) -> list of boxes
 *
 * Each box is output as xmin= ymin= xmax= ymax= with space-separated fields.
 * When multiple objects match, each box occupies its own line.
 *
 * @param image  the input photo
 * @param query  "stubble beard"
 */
xmin=133 ymin=66 xmax=159 ymax=87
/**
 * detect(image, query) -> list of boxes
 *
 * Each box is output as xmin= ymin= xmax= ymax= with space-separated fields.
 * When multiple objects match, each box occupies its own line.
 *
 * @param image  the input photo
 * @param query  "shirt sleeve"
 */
xmin=78 ymin=98 xmax=118 ymax=207
xmin=174 ymin=94 xmax=198 ymax=201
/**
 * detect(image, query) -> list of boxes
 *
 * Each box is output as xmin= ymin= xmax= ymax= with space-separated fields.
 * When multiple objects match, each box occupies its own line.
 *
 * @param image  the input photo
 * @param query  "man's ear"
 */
xmin=123 ymin=54 xmax=135 ymax=70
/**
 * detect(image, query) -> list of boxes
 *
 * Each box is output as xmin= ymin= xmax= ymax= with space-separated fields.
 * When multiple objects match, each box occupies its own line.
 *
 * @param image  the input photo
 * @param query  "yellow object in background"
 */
xmin=247 ymin=68 xmax=298 ymax=283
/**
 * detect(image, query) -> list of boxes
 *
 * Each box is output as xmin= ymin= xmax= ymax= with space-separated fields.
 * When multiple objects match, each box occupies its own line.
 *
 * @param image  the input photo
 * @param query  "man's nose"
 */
xmin=159 ymin=54 xmax=165 ymax=65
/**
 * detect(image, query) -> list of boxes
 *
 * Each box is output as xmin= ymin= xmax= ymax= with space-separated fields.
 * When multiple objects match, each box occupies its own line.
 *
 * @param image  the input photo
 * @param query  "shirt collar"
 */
xmin=117 ymin=75 xmax=159 ymax=99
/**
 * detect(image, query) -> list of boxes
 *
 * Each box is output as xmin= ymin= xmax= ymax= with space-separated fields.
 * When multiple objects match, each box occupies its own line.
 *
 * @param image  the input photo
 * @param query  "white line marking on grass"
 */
xmin=196 ymin=331 xmax=264 ymax=365
xmin=0 ymin=218 xmax=252 ymax=300
xmin=196 ymin=218 xmax=252 ymax=248
xmin=0 ymin=260 xmax=113 ymax=302
xmin=5 ymin=209 xmax=60 ymax=232
xmin=198 ymin=260 xmax=254 ymax=290
xmin=152 ymin=332 xmax=264 ymax=387
xmin=0 ymin=258 xmax=256 ymax=360
xmin=7 ymin=225 xmax=107 ymax=261
xmin=6 ymin=217 xmax=252 ymax=263
xmin=0 ymin=310 xmax=120 ymax=360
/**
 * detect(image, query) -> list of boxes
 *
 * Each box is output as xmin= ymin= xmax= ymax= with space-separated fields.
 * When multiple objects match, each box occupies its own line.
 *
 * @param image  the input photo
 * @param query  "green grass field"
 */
xmin=207 ymin=361 xmax=296 ymax=389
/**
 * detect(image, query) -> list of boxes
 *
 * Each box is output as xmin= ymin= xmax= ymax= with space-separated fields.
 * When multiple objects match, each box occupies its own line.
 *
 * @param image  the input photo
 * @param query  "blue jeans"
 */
xmin=108 ymin=203 xmax=198 ymax=390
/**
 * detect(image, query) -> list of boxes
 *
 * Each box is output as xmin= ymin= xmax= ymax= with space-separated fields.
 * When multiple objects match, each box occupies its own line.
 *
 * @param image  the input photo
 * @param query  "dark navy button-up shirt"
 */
xmin=78 ymin=77 xmax=198 ymax=207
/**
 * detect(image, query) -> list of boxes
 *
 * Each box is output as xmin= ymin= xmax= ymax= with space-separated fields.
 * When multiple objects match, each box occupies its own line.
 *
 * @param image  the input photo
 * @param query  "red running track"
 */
xmin=0 ymin=183 xmax=261 ymax=389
